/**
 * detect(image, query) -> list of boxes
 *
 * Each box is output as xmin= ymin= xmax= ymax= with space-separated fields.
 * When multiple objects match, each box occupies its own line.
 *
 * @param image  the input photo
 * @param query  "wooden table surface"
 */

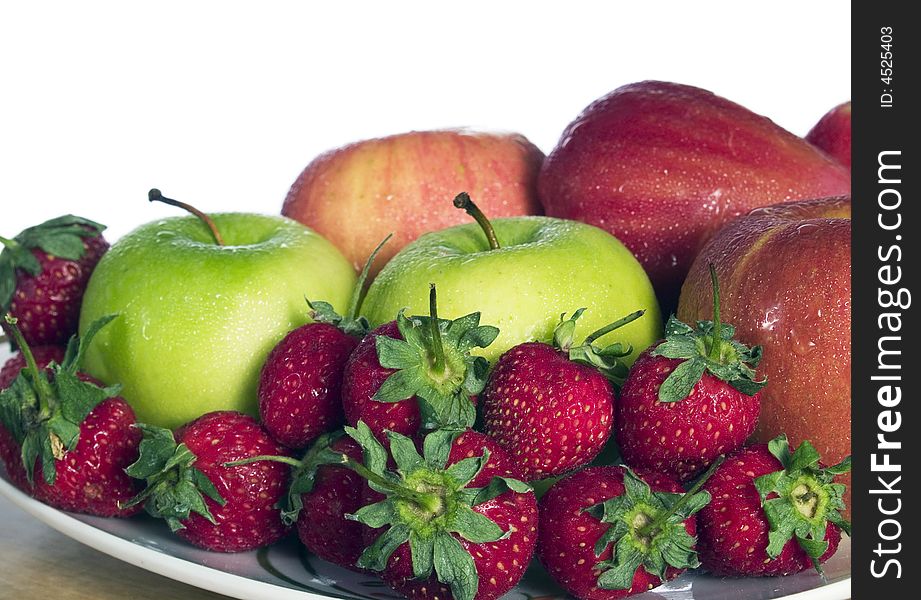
xmin=0 ymin=491 xmax=230 ymax=600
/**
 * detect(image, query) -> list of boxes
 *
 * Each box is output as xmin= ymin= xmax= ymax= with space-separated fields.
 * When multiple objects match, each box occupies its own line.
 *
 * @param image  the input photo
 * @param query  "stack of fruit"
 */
xmin=1 ymin=79 xmax=852 ymax=600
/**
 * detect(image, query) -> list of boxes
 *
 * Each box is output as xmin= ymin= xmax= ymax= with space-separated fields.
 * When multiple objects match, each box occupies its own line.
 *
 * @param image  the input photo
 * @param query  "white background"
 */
xmin=2 ymin=1 xmax=850 ymax=242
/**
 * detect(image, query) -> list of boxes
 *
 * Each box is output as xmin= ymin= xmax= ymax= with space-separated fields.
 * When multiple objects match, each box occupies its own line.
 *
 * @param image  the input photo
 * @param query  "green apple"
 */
xmin=362 ymin=197 xmax=662 ymax=363
xmin=78 ymin=211 xmax=356 ymax=429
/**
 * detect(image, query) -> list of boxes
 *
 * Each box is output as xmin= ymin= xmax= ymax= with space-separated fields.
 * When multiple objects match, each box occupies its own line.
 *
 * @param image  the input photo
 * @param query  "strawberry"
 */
xmin=256 ymin=431 xmax=373 ymax=571
xmin=345 ymin=423 xmax=537 ymax=600
xmin=697 ymin=435 xmax=850 ymax=576
xmin=616 ymin=265 xmax=764 ymax=481
xmin=341 ymin=285 xmax=498 ymax=441
xmin=259 ymin=237 xmax=390 ymax=449
xmin=1 ymin=215 xmax=108 ymax=346
xmin=537 ymin=464 xmax=712 ymax=600
xmin=0 ymin=314 xmax=141 ymax=516
xmin=1 ymin=345 xmax=67 ymax=491
xmin=259 ymin=320 xmax=357 ymax=449
xmin=482 ymin=309 xmax=642 ymax=480
xmin=123 ymin=411 xmax=292 ymax=552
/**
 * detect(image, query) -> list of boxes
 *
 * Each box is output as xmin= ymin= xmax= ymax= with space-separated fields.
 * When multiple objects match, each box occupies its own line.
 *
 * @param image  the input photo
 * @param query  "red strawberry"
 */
xmin=258 ymin=237 xmax=390 ymax=449
xmin=124 ymin=411 xmax=292 ymax=552
xmin=616 ymin=266 xmax=764 ymax=481
xmin=1 ymin=215 xmax=108 ymax=346
xmin=260 ymin=321 xmax=358 ymax=449
xmin=0 ymin=426 xmax=27 ymax=491
xmin=0 ymin=314 xmax=141 ymax=517
xmin=1 ymin=345 xmax=67 ymax=491
xmin=538 ymin=465 xmax=711 ymax=600
xmin=342 ymin=285 xmax=498 ymax=441
xmin=697 ymin=435 xmax=850 ymax=576
xmin=346 ymin=423 xmax=538 ymax=600
xmin=482 ymin=309 xmax=642 ymax=480
xmin=342 ymin=321 xmax=416 ymax=438
xmin=273 ymin=432 xmax=373 ymax=571
xmin=30 ymin=394 xmax=142 ymax=516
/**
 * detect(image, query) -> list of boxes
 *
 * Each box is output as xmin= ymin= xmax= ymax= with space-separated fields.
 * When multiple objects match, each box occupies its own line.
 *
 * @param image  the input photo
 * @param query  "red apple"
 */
xmin=677 ymin=196 xmax=851 ymax=513
xmin=806 ymin=101 xmax=851 ymax=171
xmin=538 ymin=81 xmax=851 ymax=308
xmin=281 ymin=130 xmax=544 ymax=274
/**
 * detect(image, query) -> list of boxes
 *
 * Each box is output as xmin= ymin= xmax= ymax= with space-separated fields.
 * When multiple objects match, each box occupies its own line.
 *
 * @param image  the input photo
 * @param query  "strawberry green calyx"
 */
xmin=122 ymin=424 xmax=226 ymax=531
xmin=345 ymin=422 xmax=531 ymax=600
xmin=554 ymin=308 xmax=645 ymax=386
xmin=584 ymin=465 xmax=714 ymax=590
xmin=307 ymin=234 xmax=393 ymax=338
xmin=0 ymin=215 xmax=106 ymax=310
xmin=0 ymin=313 xmax=121 ymax=485
xmin=651 ymin=264 xmax=766 ymax=402
xmin=373 ymin=285 xmax=499 ymax=430
xmin=754 ymin=435 xmax=851 ymax=574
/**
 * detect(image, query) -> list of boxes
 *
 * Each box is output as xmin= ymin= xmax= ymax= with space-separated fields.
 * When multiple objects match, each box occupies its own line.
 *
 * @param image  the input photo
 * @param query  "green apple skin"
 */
xmin=78 ymin=213 xmax=356 ymax=429
xmin=362 ymin=217 xmax=662 ymax=364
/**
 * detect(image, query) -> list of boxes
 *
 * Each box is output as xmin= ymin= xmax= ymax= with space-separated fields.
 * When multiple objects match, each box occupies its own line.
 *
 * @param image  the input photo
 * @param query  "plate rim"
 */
xmin=0 ymin=473 xmax=850 ymax=600
xmin=0 ymin=474 xmax=330 ymax=600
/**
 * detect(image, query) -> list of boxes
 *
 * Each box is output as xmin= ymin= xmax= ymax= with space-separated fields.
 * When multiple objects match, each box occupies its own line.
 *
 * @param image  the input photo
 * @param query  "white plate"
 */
xmin=0 ymin=341 xmax=850 ymax=600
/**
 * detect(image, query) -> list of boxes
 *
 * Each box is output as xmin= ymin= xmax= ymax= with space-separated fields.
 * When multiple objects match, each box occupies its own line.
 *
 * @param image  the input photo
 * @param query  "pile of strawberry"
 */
xmin=0 ymin=215 xmax=851 ymax=600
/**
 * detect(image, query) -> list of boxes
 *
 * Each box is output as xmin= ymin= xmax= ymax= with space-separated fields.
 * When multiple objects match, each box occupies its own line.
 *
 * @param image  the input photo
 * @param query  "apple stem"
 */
xmin=346 ymin=233 xmax=393 ymax=321
xmin=148 ymin=189 xmax=225 ymax=246
xmin=583 ymin=309 xmax=645 ymax=346
xmin=428 ymin=284 xmax=446 ymax=376
xmin=639 ymin=455 xmax=724 ymax=539
xmin=707 ymin=264 xmax=723 ymax=362
xmin=3 ymin=314 xmax=55 ymax=416
xmin=453 ymin=192 xmax=500 ymax=250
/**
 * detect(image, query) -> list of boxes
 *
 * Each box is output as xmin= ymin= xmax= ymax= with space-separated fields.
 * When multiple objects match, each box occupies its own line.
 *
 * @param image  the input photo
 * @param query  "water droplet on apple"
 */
xmin=790 ymin=325 xmax=817 ymax=356
xmin=760 ymin=307 xmax=781 ymax=332
xmin=796 ymin=223 xmax=820 ymax=235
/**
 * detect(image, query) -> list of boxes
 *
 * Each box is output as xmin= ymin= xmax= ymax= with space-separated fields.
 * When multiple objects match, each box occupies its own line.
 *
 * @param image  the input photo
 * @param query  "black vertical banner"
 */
xmin=852 ymin=2 xmax=917 ymax=597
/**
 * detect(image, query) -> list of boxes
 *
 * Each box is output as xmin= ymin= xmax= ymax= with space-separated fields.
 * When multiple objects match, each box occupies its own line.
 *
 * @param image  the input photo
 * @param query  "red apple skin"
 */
xmin=538 ymin=81 xmax=851 ymax=309
xmin=282 ymin=130 xmax=544 ymax=275
xmin=806 ymin=101 xmax=851 ymax=171
xmin=677 ymin=197 xmax=851 ymax=515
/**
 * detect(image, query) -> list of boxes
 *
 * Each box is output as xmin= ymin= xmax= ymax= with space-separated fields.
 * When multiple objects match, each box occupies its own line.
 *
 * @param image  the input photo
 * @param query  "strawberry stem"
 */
xmin=428 ymin=284 xmax=446 ymax=376
xmin=707 ymin=264 xmax=723 ymax=362
xmin=148 ymin=189 xmax=225 ymax=246
xmin=639 ymin=455 xmax=724 ymax=539
xmin=583 ymin=310 xmax=645 ymax=345
xmin=3 ymin=314 xmax=55 ymax=416
xmin=226 ymin=451 xmax=443 ymax=514
xmin=453 ymin=192 xmax=500 ymax=250
xmin=226 ymin=455 xmax=304 ymax=468
xmin=346 ymin=234 xmax=393 ymax=321
xmin=0 ymin=235 xmax=19 ymax=250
